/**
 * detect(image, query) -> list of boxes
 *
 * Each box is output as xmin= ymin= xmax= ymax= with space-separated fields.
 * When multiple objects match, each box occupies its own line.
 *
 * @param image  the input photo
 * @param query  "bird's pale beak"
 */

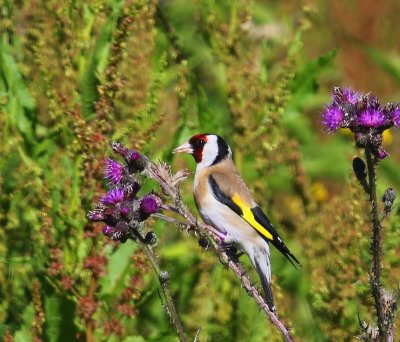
xmin=172 ymin=141 xmax=193 ymax=154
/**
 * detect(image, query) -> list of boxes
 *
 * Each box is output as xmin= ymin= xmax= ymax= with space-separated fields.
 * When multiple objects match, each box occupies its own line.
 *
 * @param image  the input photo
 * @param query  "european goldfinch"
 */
xmin=173 ymin=133 xmax=301 ymax=312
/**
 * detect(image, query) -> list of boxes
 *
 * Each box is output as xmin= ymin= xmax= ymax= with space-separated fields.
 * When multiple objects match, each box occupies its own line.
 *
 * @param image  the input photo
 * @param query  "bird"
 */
xmin=173 ymin=133 xmax=301 ymax=312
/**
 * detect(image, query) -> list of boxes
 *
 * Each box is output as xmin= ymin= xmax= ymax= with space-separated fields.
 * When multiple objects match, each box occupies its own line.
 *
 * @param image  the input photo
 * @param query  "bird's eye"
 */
xmin=193 ymin=139 xmax=205 ymax=149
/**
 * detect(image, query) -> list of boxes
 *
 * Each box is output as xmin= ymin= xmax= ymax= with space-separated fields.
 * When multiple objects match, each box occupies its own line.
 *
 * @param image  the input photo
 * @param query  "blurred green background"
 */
xmin=1 ymin=0 xmax=400 ymax=341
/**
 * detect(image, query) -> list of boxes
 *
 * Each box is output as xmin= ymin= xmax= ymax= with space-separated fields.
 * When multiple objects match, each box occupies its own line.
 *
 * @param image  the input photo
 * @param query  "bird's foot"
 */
xmin=217 ymin=231 xmax=229 ymax=241
xmin=203 ymin=224 xmax=232 ymax=243
xmin=220 ymin=244 xmax=244 ymax=262
xmin=217 ymin=230 xmax=234 ymax=244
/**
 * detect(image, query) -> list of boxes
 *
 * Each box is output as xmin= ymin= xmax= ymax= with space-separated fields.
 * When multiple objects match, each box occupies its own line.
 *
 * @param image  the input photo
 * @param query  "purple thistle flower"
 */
xmin=127 ymin=151 xmax=147 ymax=172
xmin=103 ymin=226 xmax=114 ymax=236
xmin=357 ymin=109 xmax=386 ymax=128
xmin=112 ymin=229 xmax=127 ymax=242
xmin=88 ymin=210 xmax=104 ymax=221
xmin=140 ymin=195 xmax=160 ymax=215
xmin=111 ymin=222 xmax=130 ymax=242
xmin=88 ymin=211 xmax=104 ymax=221
xmin=110 ymin=141 xmax=147 ymax=172
xmin=130 ymin=151 xmax=140 ymax=161
xmin=88 ymin=204 xmax=106 ymax=221
xmin=125 ymin=181 xmax=141 ymax=199
xmin=104 ymin=158 xmax=124 ymax=184
xmin=365 ymin=95 xmax=380 ymax=110
xmin=111 ymin=142 xmax=140 ymax=162
xmin=378 ymin=148 xmax=389 ymax=159
xmin=103 ymin=223 xmax=130 ymax=242
xmin=322 ymin=105 xmax=344 ymax=132
xmin=332 ymin=86 xmax=360 ymax=106
xmin=391 ymin=107 xmax=400 ymax=127
xmin=111 ymin=142 xmax=130 ymax=158
xmin=342 ymin=87 xmax=360 ymax=104
xmin=101 ymin=188 xmax=125 ymax=205
xmin=120 ymin=207 xmax=130 ymax=216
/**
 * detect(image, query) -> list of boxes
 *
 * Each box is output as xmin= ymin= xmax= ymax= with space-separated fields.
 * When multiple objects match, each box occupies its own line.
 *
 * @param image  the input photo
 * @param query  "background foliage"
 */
xmin=1 ymin=0 xmax=400 ymax=341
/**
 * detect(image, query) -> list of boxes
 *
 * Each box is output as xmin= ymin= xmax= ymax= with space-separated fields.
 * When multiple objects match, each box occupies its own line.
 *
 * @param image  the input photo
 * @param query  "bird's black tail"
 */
xmin=254 ymin=258 xmax=275 ymax=312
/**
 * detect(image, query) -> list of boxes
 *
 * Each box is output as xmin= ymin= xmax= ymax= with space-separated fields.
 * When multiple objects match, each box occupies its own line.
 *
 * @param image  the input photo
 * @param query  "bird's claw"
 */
xmin=221 ymin=244 xmax=243 ymax=262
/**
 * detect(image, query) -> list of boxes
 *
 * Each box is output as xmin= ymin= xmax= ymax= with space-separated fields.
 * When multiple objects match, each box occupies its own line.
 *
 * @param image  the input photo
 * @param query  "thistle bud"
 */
xmin=127 ymin=151 xmax=148 ymax=173
xmin=103 ymin=226 xmax=113 ymax=236
xmin=159 ymin=270 xmax=170 ymax=285
xmin=139 ymin=194 xmax=161 ymax=220
xmin=352 ymin=157 xmax=367 ymax=181
xmin=382 ymin=188 xmax=396 ymax=215
xmin=144 ymin=231 xmax=157 ymax=245
xmin=198 ymin=237 xmax=210 ymax=249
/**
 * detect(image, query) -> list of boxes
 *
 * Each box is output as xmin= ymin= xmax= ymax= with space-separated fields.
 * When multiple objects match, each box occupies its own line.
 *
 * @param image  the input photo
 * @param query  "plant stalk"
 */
xmin=365 ymin=147 xmax=385 ymax=341
xmin=141 ymin=243 xmax=188 ymax=342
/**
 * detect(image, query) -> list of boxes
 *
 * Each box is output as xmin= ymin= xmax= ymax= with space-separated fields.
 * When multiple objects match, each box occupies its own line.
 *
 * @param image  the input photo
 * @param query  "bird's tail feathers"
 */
xmin=271 ymin=238 xmax=302 ymax=270
xmin=253 ymin=254 xmax=275 ymax=312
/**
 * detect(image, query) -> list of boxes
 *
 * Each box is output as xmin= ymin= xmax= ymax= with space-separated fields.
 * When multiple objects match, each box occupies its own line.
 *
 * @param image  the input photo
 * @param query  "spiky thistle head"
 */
xmin=104 ymin=158 xmax=124 ymax=184
xmin=321 ymin=87 xmax=400 ymax=159
xmin=88 ymin=142 xmax=162 ymax=243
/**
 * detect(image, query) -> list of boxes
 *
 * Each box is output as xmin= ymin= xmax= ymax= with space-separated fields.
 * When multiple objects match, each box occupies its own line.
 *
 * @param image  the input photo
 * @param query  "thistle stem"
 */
xmin=365 ymin=146 xmax=385 ymax=340
xmin=141 ymin=243 xmax=188 ymax=342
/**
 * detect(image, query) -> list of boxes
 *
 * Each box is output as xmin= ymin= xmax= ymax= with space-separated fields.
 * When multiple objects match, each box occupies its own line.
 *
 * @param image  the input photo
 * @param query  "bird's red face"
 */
xmin=189 ymin=134 xmax=208 ymax=163
xmin=173 ymin=133 xmax=231 ymax=167
xmin=173 ymin=133 xmax=208 ymax=163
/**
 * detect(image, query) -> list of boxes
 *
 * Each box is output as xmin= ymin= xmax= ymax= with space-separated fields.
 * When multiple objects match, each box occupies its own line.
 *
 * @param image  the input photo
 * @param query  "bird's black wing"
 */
xmin=209 ymin=175 xmax=301 ymax=268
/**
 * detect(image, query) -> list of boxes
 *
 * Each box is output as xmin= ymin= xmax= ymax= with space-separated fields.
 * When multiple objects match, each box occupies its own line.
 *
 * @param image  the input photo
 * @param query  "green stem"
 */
xmin=365 ymin=147 xmax=385 ymax=340
xmin=141 ymin=243 xmax=188 ymax=342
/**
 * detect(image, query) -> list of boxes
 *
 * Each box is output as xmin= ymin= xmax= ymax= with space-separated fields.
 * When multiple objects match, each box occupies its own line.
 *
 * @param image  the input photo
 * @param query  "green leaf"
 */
xmin=122 ymin=336 xmax=147 ymax=342
xmin=13 ymin=304 xmax=35 ymax=342
xmin=0 ymin=42 xmax=35 ymax=110
xmin=80 ymin=11 xmax=115 ymax=119
xmin=99 ymin=242 xmax=137 ymax=296
xmin=44 ymin=297 xmax=62 ymax=342
xmin=290 ymin=49 xmax=338 ymax=101
xmin=44 ymin=296 xmax=77 ymax=342
xmin=79 ymin=0 xmax=126 ymax=119
xmin=14 ymin=330 xmax=32 ymax=342
xmin=365 ymin=46 xmax=400 ymax=85
xmin=0 ymin=41 xmax=36 ymax=141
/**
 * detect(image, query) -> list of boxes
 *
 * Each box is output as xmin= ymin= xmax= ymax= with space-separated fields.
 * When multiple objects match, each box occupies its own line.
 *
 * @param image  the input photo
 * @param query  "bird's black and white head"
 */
xmin=173 ymin=133 xmax=232 ymax=169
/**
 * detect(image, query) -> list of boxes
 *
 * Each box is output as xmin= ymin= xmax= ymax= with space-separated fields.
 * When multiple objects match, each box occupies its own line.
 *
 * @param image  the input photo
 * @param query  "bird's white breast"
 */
xmin=193 ymin=163 xmax=271 ymax=284
xmin=194 ymin=170 xmax=263 ymax=248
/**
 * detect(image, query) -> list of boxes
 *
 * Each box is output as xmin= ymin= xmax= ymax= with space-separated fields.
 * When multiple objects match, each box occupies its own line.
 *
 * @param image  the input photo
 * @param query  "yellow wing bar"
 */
xmin=232 ymin=193 xmax=273 ymax=241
